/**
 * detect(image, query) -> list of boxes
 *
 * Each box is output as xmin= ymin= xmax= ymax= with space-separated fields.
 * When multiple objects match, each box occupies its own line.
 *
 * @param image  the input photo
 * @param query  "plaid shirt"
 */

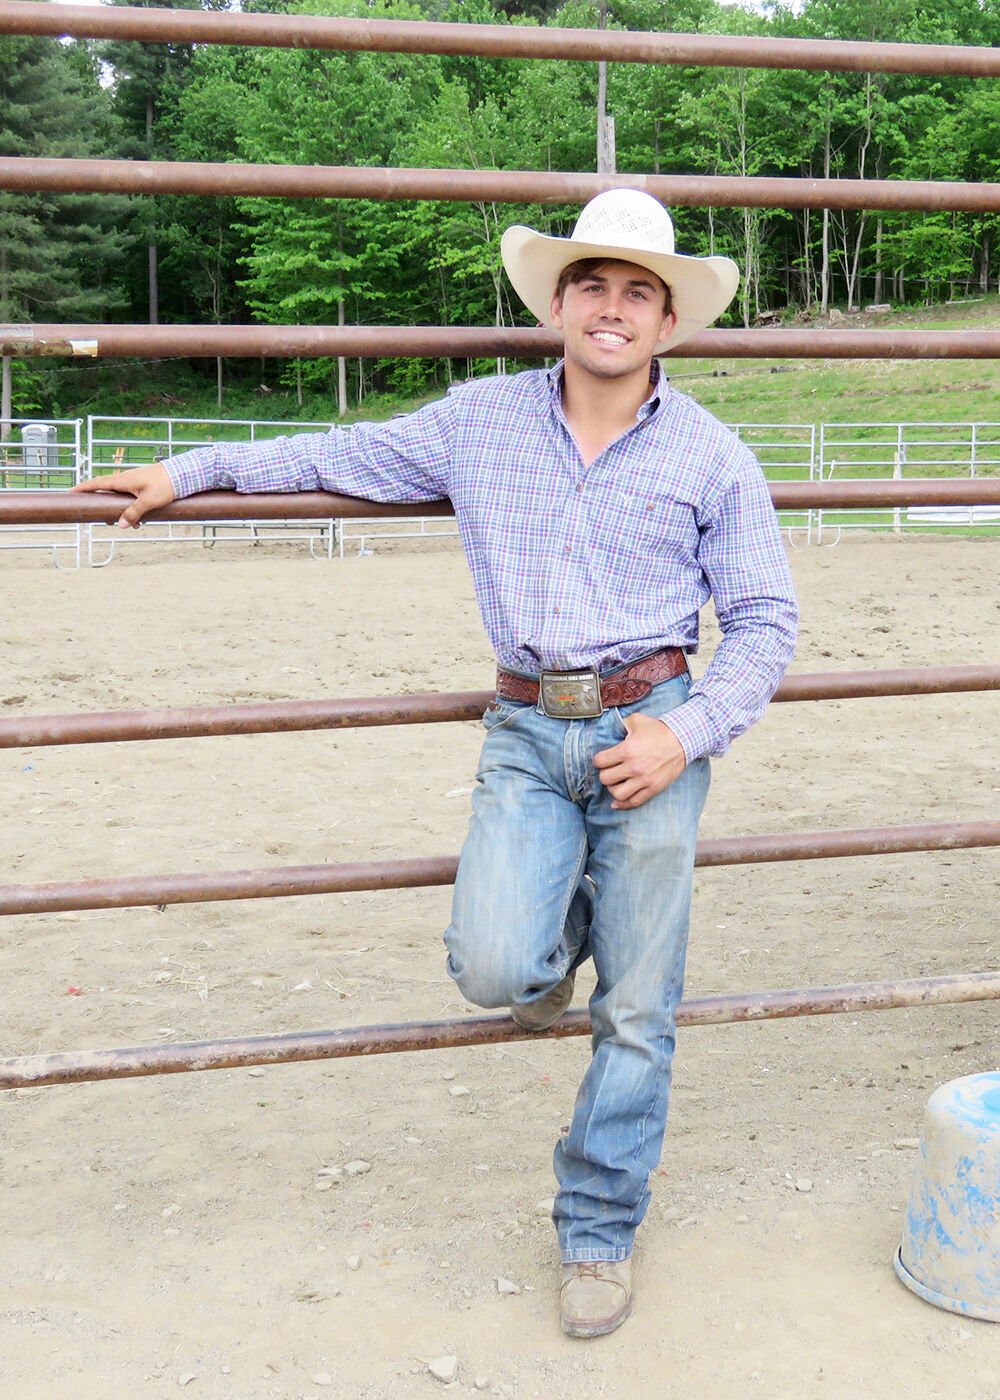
xmin=164 ymin=363 xmax=798 ymax=762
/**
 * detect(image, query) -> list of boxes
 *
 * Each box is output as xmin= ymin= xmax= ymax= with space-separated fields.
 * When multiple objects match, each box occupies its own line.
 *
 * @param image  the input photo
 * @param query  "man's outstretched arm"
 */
xmin=73 ymin=393 xmax=459 ymax=527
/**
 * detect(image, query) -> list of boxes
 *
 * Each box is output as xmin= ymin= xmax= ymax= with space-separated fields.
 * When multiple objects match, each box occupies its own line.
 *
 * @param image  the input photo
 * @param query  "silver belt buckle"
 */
xmin=538 ymin=668 xmax=603 ymax=719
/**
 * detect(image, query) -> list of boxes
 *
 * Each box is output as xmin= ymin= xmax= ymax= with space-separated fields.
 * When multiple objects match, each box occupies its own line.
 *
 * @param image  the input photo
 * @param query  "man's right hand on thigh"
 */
xmin=72 ymin=464 xmax=175 ymax=529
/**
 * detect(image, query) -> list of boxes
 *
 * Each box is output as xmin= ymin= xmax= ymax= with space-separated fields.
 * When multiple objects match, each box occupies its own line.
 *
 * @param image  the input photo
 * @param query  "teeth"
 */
xmin=591 ymin=332 xmax=628 ymax=345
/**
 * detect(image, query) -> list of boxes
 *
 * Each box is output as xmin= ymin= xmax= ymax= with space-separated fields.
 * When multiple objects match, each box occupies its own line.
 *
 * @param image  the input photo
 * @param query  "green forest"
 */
xmin=3 ymin=0 xmax=1000 ymax=419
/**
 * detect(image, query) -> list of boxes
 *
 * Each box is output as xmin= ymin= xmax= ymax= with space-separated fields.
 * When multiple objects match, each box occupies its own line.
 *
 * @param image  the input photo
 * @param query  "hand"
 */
xmin=72 ymin=463 xmax=176 ymax=528
xmin=593 ymin=711 xmax=687 ymax=810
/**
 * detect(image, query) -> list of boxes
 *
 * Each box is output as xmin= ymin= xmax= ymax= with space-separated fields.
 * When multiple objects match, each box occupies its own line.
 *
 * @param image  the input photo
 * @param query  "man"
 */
xmin=75 ymin=190 xmax=798 ymax=1339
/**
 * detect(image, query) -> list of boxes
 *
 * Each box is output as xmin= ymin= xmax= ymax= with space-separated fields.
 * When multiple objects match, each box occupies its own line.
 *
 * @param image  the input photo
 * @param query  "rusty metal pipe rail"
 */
xmin=9 ymin=325 xmax=1000 ymax=361
xmin=1 ymin=666 xmax=996 ymax=751
xmin=2 ymin=480 xmax=1000 ymax=529
xmin=3 ymin=2 xmax=1000 ymax=78
xmin=3 ymin=970 xmax=999 ymax=1090
xmin=7 ymin=158 xmax=1000 ymax=215
xmin=0 ymin=823 xmax=995 ymax=918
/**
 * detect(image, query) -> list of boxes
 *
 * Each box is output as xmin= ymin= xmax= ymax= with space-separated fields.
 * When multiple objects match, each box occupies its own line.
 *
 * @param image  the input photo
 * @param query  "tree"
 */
xmin=233 ymin=0 xmax=451 ymax=407
xmin=0 ymin=37 xmax=127 ymax=430
xmin=158 ymin=44 xmax=254 ymax=404
xmin=102 ymin=0 xmax=207 ymax=324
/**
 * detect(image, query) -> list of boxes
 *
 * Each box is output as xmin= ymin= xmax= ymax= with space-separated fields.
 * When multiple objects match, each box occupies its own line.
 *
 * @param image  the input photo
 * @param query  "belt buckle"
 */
xmin=538 ymin=668 xmax=603 ymax=719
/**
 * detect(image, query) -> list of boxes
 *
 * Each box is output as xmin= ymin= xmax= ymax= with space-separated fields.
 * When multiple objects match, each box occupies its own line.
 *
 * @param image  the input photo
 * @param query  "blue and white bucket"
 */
xmin=895 ymin=1072 xmax=1000 ymax=1321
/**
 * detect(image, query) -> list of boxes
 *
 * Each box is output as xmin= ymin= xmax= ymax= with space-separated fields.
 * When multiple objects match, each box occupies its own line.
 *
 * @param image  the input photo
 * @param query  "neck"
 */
xmin=560 ymin=357 xmax=656 ymax=431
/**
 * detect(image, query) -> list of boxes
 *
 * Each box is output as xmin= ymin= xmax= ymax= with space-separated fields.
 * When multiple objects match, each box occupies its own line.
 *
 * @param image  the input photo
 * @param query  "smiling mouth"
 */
xmin=588 ymin=330 xmax=631 ymax=347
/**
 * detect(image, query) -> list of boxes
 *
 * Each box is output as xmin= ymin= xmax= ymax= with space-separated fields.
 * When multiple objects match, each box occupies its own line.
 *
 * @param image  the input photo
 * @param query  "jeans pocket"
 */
xmin=482 ymin=700 xmax=524 ymax=734
xmin=609 ymin=707 xmax=629 ymax=740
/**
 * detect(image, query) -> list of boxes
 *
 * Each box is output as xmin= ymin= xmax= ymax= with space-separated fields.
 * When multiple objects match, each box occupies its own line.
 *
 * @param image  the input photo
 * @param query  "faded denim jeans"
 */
xmin=444 ymin=674 xmax=710 ymax=1262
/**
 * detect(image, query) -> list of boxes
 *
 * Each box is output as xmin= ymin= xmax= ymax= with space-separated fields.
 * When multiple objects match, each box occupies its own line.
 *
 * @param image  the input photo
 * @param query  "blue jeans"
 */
xmin=444 ymin=674 xmax=710 ymax=1262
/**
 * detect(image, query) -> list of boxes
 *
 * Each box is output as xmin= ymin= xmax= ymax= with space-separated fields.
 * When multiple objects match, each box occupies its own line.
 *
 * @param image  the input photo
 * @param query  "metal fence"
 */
xmin=2 ymin=414 xmax=998 ymax=565
xmin=0 ymin=0 xmax=998 ymax=1085
xmin=0 ymin=418 xmax=83 ymax=566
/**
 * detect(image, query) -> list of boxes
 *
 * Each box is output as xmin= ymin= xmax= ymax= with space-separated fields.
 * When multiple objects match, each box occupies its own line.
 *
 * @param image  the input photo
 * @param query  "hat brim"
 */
xmin=500 ymin=225 xmax=740 ymax=354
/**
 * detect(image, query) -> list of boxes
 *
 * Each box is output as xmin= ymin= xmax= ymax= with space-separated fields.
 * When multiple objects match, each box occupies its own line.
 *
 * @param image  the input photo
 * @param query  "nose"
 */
xmin=598 ymin=292 xmax=626 ymax=320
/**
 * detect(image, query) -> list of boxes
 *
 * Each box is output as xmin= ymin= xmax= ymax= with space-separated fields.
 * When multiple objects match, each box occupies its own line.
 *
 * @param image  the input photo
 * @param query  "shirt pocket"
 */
xmin=602 ymin=487 xmax=699 ymax=563
xmin=635 ymin=489 xmax=699 ymax=550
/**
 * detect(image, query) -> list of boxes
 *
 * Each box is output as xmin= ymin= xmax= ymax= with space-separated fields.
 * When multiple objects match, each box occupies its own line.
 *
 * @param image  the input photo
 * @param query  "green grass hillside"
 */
xmin=668 ymin=296 xmax=1000 ymax=427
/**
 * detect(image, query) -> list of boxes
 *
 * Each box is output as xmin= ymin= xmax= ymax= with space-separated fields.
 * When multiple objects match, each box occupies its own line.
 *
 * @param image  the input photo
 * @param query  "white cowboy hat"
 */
xmin=500 ymin=188 xmax=740 ymax=354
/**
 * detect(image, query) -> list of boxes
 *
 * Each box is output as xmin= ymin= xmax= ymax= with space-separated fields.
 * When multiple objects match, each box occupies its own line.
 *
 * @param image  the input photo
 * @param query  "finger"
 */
xmin=71 ymin=475 xmax=122 ymax=494
xmin=596 ymin=759 xmax=632 ymax=787
xmin=117 ymin=500 xmax=146 ymax=529
xmin=613 ymin=773 xmax=664 ymax=809
xmin=593 ymin=740 xmax=629 ymax=769
xmin=607 ymin=775 xmax=645 ymax=803
xmin=611 ymin=790 xmax=652 ymax=810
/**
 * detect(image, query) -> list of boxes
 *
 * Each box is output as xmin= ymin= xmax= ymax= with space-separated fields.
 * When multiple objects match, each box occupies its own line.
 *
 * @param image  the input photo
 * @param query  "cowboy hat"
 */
xmin=500 ymin=189 xmax=740 ymax=354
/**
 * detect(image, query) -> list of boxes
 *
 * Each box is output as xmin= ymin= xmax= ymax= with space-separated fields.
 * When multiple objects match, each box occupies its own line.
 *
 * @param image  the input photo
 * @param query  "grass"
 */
xmin=667 ymin=296 xmax=1000 ymax=430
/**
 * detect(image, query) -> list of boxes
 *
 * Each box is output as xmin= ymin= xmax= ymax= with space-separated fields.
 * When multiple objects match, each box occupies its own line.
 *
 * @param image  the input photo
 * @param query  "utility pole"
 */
xmin=597 ymin=0 xmax=616 ymax=175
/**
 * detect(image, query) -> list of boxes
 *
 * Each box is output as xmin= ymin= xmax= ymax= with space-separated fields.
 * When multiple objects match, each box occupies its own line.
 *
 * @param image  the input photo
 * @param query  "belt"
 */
xmin=496 ymin=647 xmax=688 ymax=719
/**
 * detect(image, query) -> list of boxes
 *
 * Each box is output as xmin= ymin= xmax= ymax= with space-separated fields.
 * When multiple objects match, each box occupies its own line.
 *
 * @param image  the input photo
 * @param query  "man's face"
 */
xmin=550 ymin=260 xmax=675 ymax=382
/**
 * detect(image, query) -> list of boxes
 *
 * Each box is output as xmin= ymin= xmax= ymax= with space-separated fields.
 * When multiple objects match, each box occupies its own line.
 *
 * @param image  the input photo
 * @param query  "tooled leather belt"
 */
xmin=495 ymin=647 xmax=688 ymax=717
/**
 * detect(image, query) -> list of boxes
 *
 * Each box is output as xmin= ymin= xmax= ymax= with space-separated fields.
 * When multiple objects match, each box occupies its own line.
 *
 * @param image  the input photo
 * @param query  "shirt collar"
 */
xmin=545 ymin=358 xmax=667 ymax=423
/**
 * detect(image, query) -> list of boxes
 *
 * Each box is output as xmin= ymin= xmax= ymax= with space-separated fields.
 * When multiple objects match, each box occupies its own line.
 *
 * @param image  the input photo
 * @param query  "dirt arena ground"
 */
xmin=0 ymin=530 xmax=997 ymax=1400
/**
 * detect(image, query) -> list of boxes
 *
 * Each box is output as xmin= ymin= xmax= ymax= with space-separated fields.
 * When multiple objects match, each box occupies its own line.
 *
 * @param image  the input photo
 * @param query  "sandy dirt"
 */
xmin=0 ymin=529 xmax=998 ymax=1400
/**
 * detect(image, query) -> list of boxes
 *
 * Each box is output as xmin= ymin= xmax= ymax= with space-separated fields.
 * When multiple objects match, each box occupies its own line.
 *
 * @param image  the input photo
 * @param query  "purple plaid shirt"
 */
xmin=164 ymin=362 xmax=798 ymax=762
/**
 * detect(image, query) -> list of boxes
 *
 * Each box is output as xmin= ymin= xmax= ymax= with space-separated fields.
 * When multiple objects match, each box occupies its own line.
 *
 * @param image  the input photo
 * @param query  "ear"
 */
xmin=550 ymin=291 xmax=564 ymax=329
xmin=659 ymin=309 xmax=677 ymax=343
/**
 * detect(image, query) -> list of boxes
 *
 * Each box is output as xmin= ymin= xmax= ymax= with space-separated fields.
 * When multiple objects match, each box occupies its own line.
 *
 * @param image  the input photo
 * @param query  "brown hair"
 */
xmin=554 ymin=258 xmax=673 ymax=315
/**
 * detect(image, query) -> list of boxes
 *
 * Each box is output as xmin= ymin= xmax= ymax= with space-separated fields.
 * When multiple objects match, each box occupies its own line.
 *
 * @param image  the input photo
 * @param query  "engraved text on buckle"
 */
xmin=538 ymin=668 xmax=603 ymax=719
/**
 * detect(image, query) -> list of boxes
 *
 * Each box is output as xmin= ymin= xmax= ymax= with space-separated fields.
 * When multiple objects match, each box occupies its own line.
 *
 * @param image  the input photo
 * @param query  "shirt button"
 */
xmin=575 ymin=483 xmax=583 ymax=493
xmin=553 ymin=606 xmax=561 ymax=615
xmin=564 ymin=545 xmax=571 ymax=554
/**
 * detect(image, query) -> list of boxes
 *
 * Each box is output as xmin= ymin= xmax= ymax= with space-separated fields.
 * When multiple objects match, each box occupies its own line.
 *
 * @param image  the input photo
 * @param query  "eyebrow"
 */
xmin=580 ymin=272 xmax=660 ymax=294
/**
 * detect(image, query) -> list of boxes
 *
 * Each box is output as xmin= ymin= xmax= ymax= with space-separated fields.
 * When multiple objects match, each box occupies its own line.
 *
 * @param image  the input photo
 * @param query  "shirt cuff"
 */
xmin=161 ymin=446 xmax=227 ymax=498
xmin=658 ymin=702 xmax=718 ymax=765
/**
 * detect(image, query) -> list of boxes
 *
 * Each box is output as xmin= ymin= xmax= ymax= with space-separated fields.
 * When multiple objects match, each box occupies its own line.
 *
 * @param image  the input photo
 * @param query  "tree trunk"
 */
xmin=596 ymin=1 xmax=615 ymax=174
xmin=146 ymin=95 xmax=158 ymax=325
xmin=1 ymin=355 xmax=11 ymax=442
xmin=0 ymin=244 xmax=9 ymax=440
xmin=874 ymin=216 xmax=884 ymax=302
xmin=801 ymin=206 xmax=813 ymax=307
xmin=846 ymin=211 xmax=866 ymax=310
xmin=820 ymin=109 xmax=831 ymax=314
xmin=337 ymin=299 xmax=347 ymax=417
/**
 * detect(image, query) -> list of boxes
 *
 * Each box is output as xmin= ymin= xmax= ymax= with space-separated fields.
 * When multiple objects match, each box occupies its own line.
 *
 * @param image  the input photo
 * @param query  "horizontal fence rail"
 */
xmin=2 ymin=482 xmax=999 ymax=529
xmin=1 ymin=667 xmax=997 ymax=750
xmin=7 ymin=325 xmax=1000 ymax=361
xmin=4 ymin=2 xmax=1000 ymax=78
xmin=1 ymin=823 xmax=996 ymax=918
xmin=7 ymin=159 xmax=1000 ymax=215
xmin=3 ymin=971 xmax=1000 ymax=1090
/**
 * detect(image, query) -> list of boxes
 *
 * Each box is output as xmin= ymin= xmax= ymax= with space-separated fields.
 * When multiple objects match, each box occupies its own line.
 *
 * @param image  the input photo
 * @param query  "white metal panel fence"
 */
xmin=816 ymin=421 xmax=1000 ymax=543
xmin=2 ymin=414 xmax=997 ymax=566
xmin=0 ymin=419 xmax=83 ymax=567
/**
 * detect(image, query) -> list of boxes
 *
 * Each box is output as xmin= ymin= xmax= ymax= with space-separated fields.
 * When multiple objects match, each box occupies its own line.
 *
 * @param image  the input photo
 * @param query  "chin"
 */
xmin=579 ymin=356 xmax=643 ymax=379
